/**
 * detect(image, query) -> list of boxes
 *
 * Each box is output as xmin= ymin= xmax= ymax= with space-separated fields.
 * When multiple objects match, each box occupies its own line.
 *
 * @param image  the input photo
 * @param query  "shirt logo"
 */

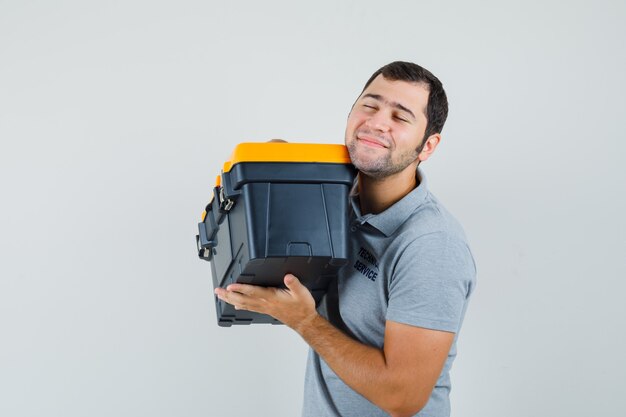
xmin=353 ymin=247 xmax=379 ymax=282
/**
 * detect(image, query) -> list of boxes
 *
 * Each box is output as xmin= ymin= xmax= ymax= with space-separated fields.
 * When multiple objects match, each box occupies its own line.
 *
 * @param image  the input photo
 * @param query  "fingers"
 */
xmin=215 ymin=283 xmax=278 ymax=310
xmin=215 ymin=287 xmax=261 ymax=312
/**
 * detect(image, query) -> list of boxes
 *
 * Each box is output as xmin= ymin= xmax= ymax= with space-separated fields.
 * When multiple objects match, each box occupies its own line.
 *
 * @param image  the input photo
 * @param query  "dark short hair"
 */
xmin=361 ymin=61 xmax=448 ymax=139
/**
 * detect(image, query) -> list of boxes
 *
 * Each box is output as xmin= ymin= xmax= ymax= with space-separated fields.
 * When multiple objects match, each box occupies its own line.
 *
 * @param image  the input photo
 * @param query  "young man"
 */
xmin=215 ymin=61 xmax=476 ymax=417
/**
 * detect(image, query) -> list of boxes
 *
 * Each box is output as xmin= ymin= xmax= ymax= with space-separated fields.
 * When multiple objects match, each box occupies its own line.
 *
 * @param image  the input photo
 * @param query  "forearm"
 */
xmin=295 ymin=314 xmax=408 ymax=414
xmin=214 ymin=276 xmax=435 ymax=416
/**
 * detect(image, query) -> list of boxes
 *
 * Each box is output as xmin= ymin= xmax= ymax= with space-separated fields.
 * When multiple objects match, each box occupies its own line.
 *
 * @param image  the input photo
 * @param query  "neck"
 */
xmin=357 ymin=164 xmax=418 ymax=215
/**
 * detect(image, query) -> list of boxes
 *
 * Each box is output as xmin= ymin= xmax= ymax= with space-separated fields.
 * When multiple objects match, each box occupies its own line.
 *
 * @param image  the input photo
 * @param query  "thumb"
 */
xmin=284 ymin=274 xmax=306 ymax=294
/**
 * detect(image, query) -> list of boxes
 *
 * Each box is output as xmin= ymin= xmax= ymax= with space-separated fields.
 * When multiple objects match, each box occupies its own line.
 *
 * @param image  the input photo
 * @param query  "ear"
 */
xmin=418 ymin=133 xmax=441 ymax=163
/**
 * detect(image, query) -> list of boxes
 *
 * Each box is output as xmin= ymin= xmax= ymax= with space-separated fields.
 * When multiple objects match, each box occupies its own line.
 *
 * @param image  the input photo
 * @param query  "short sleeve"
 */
xmin=386 ymin=231 xmax=476 ymax=333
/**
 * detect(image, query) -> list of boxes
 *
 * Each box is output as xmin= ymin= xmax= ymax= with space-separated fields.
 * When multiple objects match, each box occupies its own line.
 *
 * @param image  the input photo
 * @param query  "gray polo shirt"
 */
xmin=302 ymin=168 xmax=476 ymax=417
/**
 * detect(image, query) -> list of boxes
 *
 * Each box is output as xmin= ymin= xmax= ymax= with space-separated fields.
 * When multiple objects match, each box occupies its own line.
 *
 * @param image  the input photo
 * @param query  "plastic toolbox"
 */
xmin=196 ymin=142 xmax=356 ymax=326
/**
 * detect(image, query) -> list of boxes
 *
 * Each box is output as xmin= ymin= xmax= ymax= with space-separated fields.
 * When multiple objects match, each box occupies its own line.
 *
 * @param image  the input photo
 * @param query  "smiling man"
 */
xmin=215 ymin=61 xmax=476 ymax=417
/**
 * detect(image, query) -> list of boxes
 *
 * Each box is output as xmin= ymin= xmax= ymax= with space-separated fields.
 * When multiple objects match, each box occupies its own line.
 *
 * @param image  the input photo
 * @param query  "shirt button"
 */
xmin=350 ymin=226 xmax=357 ymax=232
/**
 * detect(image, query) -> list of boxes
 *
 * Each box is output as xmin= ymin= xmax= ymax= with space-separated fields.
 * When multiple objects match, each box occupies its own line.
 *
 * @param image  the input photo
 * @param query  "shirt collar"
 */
xmin=350 ymin=167 xmax=429 ymax=237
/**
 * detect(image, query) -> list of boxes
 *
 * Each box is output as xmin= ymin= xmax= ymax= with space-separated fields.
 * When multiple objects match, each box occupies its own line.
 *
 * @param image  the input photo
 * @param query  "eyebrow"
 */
xmin=362 ymin=93 xmax=417 ymax=120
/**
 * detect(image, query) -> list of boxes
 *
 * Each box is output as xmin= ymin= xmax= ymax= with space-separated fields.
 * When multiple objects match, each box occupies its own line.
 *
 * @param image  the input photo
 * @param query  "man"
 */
xmin=215 ymin=61 xmax=476 ymax=417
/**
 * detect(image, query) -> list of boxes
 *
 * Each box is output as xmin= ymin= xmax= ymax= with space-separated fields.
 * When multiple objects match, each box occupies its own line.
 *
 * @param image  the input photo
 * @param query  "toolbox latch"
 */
xmin=196 ymin=218 xmax=217 ymax=261
xmin=219 ymin=186 xmax=235 ymax=212
xmin=196 ymin=196 xmax=220 ymax=261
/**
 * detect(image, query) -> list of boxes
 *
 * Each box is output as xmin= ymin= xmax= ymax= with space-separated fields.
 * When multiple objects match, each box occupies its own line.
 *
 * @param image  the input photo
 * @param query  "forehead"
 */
xmin=361 ymin=75 xmax=429 ymax=117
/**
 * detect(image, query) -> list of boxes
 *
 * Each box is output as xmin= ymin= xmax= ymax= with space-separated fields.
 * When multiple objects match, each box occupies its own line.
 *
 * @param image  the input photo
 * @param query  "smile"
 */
xmin=357 ymin=135 xmax=389 ymax=149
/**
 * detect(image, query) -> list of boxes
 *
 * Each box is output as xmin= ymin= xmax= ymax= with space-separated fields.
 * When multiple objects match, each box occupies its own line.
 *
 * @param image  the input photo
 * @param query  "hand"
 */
xmin=214 ymin=274 xmax=318 ymax=331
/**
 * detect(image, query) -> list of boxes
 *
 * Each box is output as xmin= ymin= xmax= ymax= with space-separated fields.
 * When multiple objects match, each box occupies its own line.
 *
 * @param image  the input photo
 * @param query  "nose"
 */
xmin=365 ymin=111 xmax=390 ymax=133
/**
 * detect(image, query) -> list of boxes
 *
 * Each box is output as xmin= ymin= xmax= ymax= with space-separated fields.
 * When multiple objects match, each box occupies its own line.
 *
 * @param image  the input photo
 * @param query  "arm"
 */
xmin=215 ymin=274 xmax=454 ymax=417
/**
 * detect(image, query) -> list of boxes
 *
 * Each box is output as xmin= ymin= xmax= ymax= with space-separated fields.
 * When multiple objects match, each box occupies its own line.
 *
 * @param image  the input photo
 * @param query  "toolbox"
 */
xmin=196 ymin=142 xmax=356 ymax=326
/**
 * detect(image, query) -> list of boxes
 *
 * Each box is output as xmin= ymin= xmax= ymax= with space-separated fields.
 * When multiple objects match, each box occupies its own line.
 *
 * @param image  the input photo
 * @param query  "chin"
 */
xmin=352 ymin=157 xmax=387 ymax=176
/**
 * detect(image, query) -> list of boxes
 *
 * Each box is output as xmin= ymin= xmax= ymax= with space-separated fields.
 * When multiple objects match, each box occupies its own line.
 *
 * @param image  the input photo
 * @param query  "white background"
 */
xmin=1 ymin=1 xmax=625 ymax=416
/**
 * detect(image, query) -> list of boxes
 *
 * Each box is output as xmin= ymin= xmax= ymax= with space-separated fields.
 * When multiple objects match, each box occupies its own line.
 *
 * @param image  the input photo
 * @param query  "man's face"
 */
xmin=345 ymin=75 xmax=431 ymax=179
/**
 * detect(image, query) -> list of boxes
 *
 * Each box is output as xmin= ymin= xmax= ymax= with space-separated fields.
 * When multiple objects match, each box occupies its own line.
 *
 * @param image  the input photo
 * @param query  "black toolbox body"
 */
xmin=197 ymin=143 xmax=356 ymax=326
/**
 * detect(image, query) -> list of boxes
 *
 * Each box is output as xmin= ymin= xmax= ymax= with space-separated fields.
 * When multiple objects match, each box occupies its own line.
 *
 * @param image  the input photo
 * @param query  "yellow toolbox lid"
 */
xmin=222 ymin=142 xmax=351 ymax=173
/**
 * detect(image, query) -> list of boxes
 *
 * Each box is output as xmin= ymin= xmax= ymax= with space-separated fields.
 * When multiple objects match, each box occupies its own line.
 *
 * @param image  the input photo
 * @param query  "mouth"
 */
xmin=356 ymin=134 xmax=389 ymax=149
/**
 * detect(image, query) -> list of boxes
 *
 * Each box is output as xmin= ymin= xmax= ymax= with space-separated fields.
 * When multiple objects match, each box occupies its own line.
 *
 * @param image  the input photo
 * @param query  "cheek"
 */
xmin=396 ymin=132 xmax=424 ymax=155
xmin=346 ymin=113 xmax=365 ymax=134
xmin=345 ymin=118 xmax=357 ymax=139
